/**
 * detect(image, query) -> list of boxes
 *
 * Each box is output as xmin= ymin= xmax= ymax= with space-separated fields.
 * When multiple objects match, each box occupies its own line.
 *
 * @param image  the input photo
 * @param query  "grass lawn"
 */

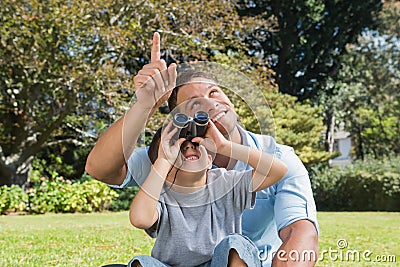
xmin=0 ymin=212 xmax=398 ymax=267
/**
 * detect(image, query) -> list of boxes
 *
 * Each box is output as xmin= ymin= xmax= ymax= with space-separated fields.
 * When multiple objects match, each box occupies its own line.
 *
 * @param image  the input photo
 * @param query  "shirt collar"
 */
xmin=237 ymin=125 xmax=259 ymax=149
xmin=211 ymin=126 xmax=260 ymax=171
xmin=233 ymin=125 xmax=259 ymax=171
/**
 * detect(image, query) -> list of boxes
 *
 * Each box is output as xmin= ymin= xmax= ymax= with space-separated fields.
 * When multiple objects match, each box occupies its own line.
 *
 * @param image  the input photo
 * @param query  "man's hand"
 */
xmin=85 ymin=32 xmax=176 ymax=185
xmin=134 ymin=32 xmax=177 ymax=110
xmin=192 ymin=120 xmax=229 ymax=156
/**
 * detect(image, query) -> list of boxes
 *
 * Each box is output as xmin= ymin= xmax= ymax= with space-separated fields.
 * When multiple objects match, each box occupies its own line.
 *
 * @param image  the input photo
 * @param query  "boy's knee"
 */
xmin=131 ymin=261 xmax=142 ymax=267
xmin=228 ymin=249 xmax=247 ymax=267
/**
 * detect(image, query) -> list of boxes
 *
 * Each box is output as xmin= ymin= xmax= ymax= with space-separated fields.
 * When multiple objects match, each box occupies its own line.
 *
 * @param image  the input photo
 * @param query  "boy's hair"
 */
xmin=148 ymin=127 xmax=163 ymax=164
xmin=168 ymin=70 xmax=216 ymax=111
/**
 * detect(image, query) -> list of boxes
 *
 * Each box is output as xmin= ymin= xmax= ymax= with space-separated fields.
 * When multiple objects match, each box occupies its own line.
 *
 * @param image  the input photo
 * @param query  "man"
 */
xmin=86 ymin=32 xmax=319 ymax=267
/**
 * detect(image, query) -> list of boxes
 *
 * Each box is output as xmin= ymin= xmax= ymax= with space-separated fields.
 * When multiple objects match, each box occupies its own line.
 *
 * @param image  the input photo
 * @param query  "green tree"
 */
xmin=321 ymin=0 xmax=400 ymax=159
xmin=235 ymin=0 xmax=382 ymax=100
xmin=1 ymin=0 xmax=338 ymax=186
xmin=218 ymin=65 xmax=331 ymax=165
xmin=378 ymin=0 xmax=400 ymax=36
xmin=0 ymin=0 xmax=250 ymax=186
xmin=0 ymin=0 xmax=136 ymax=186
xmin=330 ymin=32 xmax=399 ymax=159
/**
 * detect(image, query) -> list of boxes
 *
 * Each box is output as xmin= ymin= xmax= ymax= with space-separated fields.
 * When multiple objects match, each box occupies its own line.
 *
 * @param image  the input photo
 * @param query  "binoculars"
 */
xmin=172 ymin=110 xmax=209 ymax=139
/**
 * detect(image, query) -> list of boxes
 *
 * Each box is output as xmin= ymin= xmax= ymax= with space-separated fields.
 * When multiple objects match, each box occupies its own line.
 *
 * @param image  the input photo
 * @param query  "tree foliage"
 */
xmin=0 ymin=0 xmax=132 ymax=185
xmin=220 ymin=66 xmax=331 ymax=165
xmin=321 ymin=1 xmax=400 ymax=159
xmin=378 ymin=0 xmax=400 ymax=36
xmin=0 ymin=0 xmax=251 ymax=186
xmin=235 ymin=0 xmax=383 ymax=100
xmin=331 ymin=32 xmax=399 ymax=159
xmin=1 ymin=0 xmax=348 ymax=186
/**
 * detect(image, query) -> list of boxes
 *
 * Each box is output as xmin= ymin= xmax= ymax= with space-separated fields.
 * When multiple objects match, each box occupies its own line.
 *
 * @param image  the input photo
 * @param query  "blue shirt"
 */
xmin=115 ymin=127 xmax=319 ymax=267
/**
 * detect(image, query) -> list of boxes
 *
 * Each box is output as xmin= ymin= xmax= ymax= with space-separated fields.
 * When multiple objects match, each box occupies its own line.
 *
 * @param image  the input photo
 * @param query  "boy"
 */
xmin=129 ymin=120 xmax=288 ymax=267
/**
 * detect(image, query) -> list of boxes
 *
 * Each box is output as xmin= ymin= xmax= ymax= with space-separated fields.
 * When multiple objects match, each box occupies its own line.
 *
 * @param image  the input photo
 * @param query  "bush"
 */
xmin=108 ymin=186 xmax=139 ymax=211
xmin=26 ymin=177 xmax=119 ymax=214
xmin=0 ymin=185 xmax=28 ymax=214
xmin=309 ymin=156 xmax=400 ymax=211
xmin=0 ymin=177 xmax=119 ymax=214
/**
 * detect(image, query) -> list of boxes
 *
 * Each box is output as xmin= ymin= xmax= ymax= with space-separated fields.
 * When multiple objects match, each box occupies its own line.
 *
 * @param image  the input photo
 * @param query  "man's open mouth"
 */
xmin=212 ymin=111 xmax=226 ymax=122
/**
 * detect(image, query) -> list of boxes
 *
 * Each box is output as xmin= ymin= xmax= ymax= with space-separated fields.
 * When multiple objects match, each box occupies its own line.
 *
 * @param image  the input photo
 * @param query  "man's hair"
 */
xmin=168 ymin=70 xmax=216 ymax=111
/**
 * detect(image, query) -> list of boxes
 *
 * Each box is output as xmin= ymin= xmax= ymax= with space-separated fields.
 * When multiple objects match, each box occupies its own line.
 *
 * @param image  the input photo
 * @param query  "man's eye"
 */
xmin=210 ymin=89 xmax=220 ymax=96
xmin=191 ymin=101 xmax=200 ymax=109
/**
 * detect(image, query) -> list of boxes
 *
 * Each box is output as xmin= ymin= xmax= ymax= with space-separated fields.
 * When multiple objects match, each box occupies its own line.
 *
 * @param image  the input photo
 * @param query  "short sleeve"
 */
xmin=108 ymin=146 xmax=151 ymax=188
xmin=273 ymin=145 xmax=319 ymax=234
xmin=145 ymin=201 xmax=162 ymax=238
xmin=218 ymin=169 xmax=255 ymax=211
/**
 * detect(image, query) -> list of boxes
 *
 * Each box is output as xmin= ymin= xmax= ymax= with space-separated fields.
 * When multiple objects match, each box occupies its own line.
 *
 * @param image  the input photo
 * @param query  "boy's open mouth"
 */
xmin=184 ymin=154 xmax=200 ymax=161
xmin=181 ymin=141 xmax=201 ymax=162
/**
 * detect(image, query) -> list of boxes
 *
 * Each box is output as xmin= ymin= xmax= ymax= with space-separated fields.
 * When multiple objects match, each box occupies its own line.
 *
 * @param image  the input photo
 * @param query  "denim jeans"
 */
xmin=128 ymin=233 xmax=262 ymax=267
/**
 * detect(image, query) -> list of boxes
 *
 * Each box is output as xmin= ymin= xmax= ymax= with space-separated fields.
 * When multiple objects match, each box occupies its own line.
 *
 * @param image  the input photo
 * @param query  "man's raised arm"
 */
xmin=85 ymin=32 xmax=176 ymax=185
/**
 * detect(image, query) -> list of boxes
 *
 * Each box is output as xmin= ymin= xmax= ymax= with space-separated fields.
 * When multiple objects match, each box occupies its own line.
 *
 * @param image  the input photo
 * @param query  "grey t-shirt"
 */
xmin=146 ymin=168 xmax=255 ymax=267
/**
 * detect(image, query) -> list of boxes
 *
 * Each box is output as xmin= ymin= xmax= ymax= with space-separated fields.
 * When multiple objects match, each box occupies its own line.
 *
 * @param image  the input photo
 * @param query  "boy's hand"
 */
xmin=134 ymin=32 xmax=177 ymax=110
xmin=159 ymin=122 xmax=185 ymax=166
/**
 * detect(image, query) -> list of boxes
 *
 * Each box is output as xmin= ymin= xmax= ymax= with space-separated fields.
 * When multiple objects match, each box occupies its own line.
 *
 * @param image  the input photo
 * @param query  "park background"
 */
xmin=0 ymin=0 xmax=399 ymax=266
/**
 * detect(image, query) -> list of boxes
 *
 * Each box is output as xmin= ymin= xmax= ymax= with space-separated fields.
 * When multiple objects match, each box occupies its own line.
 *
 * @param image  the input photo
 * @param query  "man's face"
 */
xmin=176 ymin=78 xmax=238 ymax=136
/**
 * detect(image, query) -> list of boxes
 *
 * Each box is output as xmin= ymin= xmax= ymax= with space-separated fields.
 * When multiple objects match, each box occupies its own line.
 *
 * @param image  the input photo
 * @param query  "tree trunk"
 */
xmin=356 ymin=126 xmax=364 ymax=161
xmin=0 ymin=166 xmax=12 ymax=186
xmin=0 ymin=157 xmax=33 ymax=188
xmin=324 ymin=110 xmax=335 ymax=153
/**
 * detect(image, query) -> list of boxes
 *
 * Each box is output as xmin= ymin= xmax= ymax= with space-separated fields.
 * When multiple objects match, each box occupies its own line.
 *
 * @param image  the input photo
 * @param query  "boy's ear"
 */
xmin=207 ymin=154 xmax=213 ymax=168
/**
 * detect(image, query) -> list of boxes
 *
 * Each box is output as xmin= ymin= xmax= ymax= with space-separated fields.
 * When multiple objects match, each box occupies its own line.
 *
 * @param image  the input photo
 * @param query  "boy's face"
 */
xmin=175 ymin=140 xmax=212 ymax=173
xmin=176 ymin=78 xmax=238 ymax=137
xmin=180 ymin=140 xmax=201 ymax=162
